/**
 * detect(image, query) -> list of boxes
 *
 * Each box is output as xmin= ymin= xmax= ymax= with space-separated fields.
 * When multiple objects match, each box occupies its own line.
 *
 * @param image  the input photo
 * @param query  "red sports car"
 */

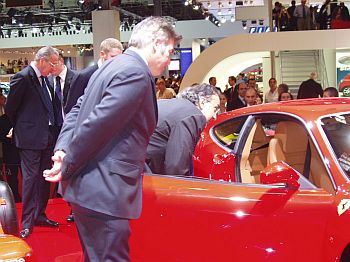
xmin=7 ymin=98 xmax=350 ymax=261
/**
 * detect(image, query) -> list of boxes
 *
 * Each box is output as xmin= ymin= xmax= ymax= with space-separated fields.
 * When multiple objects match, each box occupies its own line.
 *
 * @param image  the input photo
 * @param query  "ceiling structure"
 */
xmin=0 ymin=0 xmax=270 ymax=37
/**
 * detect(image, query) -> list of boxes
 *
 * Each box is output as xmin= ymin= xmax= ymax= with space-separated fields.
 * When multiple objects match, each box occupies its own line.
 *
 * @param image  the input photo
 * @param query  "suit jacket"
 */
xmin=48 ymin=67 xmax=76 ymax=109
xmin=5 ymin=65 xmax=52 ymax=150
xmin=0 ymin=114 xmax=20 ymax=165
xmin=55 ymin=50 xmax=158 ymax=219
xmin=146 ymin=98 xmax=206 ymax=176
xmin=64 ymin=64 xmax=98 ymax=114
xmin=232 ymin=96 xmax=246 ymax=110
xmin=297 ymin=79 xmax=323 ymax=99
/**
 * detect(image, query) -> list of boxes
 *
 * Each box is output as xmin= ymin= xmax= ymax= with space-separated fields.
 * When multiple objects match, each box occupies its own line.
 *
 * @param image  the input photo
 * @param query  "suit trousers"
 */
xmin=19 ymin=126 xmax=57 ymax=229
xmin=71 ymin=203 xmax=131 ymax=262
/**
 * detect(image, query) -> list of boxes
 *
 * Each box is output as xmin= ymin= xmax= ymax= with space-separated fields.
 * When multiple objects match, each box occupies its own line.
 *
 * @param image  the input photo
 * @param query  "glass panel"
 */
xmin=321 ymin=114 xmax=350 ymax=177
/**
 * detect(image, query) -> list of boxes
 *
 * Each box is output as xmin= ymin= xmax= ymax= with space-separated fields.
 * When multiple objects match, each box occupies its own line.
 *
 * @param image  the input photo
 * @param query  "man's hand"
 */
xmin=43 ymin=150 xmax=66 ymax=182
xmin=6 ymin=128 xmax=13 ymax=138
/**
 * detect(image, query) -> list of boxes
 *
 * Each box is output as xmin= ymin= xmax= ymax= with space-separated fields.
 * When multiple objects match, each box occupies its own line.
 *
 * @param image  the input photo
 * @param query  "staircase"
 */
xmin=279 ymin=50 xmax=322 ymax=97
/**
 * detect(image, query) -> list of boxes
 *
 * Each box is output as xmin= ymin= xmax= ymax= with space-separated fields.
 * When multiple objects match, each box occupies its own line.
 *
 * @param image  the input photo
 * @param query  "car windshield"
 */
xmin=321 ymin=113 xmax=350 ymax=177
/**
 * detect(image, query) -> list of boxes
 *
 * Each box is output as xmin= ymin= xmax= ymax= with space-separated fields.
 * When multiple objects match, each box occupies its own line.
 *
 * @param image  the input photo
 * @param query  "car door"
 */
xmin=193 ymin=115 xmax=249 ymax=181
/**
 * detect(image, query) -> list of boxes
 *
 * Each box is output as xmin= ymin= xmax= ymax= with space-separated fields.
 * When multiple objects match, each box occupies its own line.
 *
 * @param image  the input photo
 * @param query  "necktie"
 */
xmin=54 ymin=76 xmax=63 ymax=126
xmin=40 ymin=76 xmax=55 ymax=125
xmin=55 ymin=76 xmax=62 ymax=103
xmin=303 ymin=6 xmax=306 ymax=18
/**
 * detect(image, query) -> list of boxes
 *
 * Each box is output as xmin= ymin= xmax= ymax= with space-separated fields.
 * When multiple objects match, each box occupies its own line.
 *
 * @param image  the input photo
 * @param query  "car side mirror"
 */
xmin=260 ymin=161 xmax=300 ymax=190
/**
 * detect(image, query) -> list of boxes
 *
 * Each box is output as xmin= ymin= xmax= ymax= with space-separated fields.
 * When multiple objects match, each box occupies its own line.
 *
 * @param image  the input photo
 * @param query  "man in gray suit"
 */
xmin=146 ymin=84 xmax=220 ymax=176
xmin=44 ymin=17 xmax=182 ymax=261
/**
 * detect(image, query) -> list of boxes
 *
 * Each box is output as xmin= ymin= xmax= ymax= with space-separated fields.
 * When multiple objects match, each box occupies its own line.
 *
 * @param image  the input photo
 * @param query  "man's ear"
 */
xmin=99 ymin=51 xmax=106 ymax=60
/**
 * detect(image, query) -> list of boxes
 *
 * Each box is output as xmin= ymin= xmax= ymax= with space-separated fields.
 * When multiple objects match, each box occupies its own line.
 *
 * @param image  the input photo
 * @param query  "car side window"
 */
xmin=213 ymin=116 xmax=248 ymax=150
xmin=239 ymin=115 xmax=335 ymax=194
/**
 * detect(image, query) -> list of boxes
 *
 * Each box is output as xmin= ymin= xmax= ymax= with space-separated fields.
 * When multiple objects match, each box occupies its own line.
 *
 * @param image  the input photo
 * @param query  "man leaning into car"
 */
xmin=146 ymin=83 xmax=220 ymax=176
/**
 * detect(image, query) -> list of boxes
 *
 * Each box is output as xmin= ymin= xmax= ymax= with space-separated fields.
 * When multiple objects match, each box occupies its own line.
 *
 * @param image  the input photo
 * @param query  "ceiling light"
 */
xmin=221 ymin=17 xmax=226 ymax=23
xmin=228 ymin=1 xmax=233 ymax=6
xmin=207 ymin=1 xmax=211 ymax=7
xmin=218 ymin=9 xmax=222 ymax=15
xmin=228 ymin=9 xmax=232 ymax=14
xmin=230 ymin=16 xmax=235 ymax=22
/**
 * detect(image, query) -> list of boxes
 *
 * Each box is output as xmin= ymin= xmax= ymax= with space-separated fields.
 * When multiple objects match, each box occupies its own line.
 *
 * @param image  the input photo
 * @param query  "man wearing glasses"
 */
xmin=5 ymin=46 xmax=60 ymax=239
xmin=49 ymin=49 xmax=76 ymax=129
xmin=146 ymin=83 xmax=220 ymax=176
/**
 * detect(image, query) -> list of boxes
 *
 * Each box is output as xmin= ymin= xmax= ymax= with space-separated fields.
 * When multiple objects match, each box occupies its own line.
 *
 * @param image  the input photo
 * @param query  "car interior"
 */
xmin=214 ymin=114 xmax=335 ymax=194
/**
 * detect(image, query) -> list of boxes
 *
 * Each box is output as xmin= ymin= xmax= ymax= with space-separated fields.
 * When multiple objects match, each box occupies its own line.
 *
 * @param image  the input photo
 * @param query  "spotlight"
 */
xmin=228 ymin=1 xmax=232 ymax=6
xmin=221 ymin=17 xmax=226 ymax=23
xmin=230 ymin=16 xmax=235 ymax=22
xmin=207 ymin=1 xmax=211 ymax=7
xmin=259 ymin=19 xmax=264 ymax=25
xmin=242 ymin=20 xmax=247 ymax=29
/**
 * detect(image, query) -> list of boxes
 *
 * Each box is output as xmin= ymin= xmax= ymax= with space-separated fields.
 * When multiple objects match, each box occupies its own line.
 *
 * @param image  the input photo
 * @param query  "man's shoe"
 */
xmin=35 ymin=219 xmax=59 ymax=227
xmin=66 ymin=213 xmax=74 ymax=222
xmin=20 ymin=228 xmax=31 ymax=239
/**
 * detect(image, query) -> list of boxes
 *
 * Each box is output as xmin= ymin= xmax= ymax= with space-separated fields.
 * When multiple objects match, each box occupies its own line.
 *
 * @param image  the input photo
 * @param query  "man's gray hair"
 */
xmin=128 ymin=16 xmax=182 ymax=49
xmin=34 ymin=46 xmax=59 ymax=62
xmin=177 ymin=83 xmax=220 ymax=106
xmin=100 ymin=38 xmax=123 ymax=54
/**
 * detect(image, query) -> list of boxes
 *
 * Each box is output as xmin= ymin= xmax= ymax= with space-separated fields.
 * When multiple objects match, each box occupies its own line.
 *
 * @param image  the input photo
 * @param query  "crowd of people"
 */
xmin=204 ymin=72 xmax=338 ymax=113
xmin=273 ymin=0 xmax=350 ymax=31
xmin=0 ymin=58 xmax=29 ymax=74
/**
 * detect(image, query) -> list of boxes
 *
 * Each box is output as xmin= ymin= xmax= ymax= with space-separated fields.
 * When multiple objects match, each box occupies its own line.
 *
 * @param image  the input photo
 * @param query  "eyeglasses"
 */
xmin=48 ymin=61 xmax=60 ymax=67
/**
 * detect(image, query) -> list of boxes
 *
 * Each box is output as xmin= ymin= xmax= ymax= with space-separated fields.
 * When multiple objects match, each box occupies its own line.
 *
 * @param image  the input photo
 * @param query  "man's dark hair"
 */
xmin=324 ymin=87 xmax=339 ymax=97
xmin=228 ymin=76 xmax=236 ymax=82
xmin=177 ymin=83 xmax=220 ymax=105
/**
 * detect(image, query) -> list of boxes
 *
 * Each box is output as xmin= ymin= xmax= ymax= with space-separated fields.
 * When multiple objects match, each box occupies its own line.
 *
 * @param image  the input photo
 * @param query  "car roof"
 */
xmin=218 ymin=98 xmax=350 ymax=122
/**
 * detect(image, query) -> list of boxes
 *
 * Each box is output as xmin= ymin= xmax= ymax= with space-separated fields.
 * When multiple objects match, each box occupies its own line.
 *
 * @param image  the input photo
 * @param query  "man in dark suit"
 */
xmin=297 ymin=72 xmax=323 ymax=99
xmin=64 ymin=38 xmax=123 ymax=114
xmin=5 ymin=46 xmax=60 ymax=239
xmin=232 ymin=82 xmax=248 ymax=110
xmin=44 ymin=17 xmax=182 ymax=261
xmin=224 ymin=76 xmax=237 ymax=111
xmin=49 ymin=50 xmax=76 ymax=121
xmin=63 ymin=38 xmax=123 ymax=223
xmin=0 ymin=114 xmax=21 ymax=203
xmin=146 ymin=83 xmax=220 ymax=176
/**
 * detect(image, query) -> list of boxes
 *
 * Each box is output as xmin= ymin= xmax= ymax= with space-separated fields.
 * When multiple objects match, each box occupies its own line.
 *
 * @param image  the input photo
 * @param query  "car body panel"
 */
xmin=130 ymin=174 xmax=335 ymax=262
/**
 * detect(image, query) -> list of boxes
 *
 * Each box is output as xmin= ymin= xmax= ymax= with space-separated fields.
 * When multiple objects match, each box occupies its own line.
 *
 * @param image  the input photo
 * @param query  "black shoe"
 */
xmin=20 ymin=228 xmax=32 ymax=239
xmin=35 ymin=219 xmax=59 ymax=227
xmin=66 ymin=213 xmax=74 ymax=222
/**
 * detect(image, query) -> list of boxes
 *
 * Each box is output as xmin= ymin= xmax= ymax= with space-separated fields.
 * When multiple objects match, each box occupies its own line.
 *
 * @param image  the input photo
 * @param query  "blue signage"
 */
xmin=180 ymin=48 xmax=192 ymax=77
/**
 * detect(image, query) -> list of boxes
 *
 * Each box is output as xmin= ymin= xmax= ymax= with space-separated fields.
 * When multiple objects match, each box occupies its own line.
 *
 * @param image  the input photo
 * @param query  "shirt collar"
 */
xmin=30 ymin=61 xmax=42 ymax=79
xmin=128 ymin=46 xmax=148 ymax=66
xmin=58 ymin=65 xmax=67 ymax=82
